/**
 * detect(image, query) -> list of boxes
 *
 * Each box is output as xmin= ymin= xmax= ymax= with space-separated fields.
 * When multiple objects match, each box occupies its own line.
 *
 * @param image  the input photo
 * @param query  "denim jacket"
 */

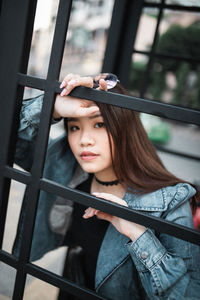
xmin=13 ymin=95 xmax=200 ymax=299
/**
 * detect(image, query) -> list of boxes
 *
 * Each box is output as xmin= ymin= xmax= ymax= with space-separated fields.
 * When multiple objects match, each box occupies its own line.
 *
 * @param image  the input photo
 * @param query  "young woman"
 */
xmin=14 ymin=73 xmax=200 ymax=299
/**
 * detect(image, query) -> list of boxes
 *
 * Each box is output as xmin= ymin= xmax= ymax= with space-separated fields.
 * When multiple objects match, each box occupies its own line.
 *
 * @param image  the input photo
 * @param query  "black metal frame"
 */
xmin=103 ymin=0 xmax=200 ymax=167
xmin=0 ymin=0 xmax=200 ymax=299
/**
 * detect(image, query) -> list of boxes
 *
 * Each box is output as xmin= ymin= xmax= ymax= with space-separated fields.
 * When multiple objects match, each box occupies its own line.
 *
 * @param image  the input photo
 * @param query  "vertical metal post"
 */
xmin=0 ymin=0 xmax=37 ymax=248
xmin=140 ymin=0 xmax=165 ymax=98
xmin=102 ymin=0 xmax=144 ymax=88
xmin=12 ymin=1 xmax=73 ymax=299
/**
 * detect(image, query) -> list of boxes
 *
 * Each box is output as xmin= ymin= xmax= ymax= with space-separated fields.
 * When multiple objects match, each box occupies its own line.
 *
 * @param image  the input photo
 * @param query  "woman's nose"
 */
xmin=80 ymin=132 xmax=95 ymax=146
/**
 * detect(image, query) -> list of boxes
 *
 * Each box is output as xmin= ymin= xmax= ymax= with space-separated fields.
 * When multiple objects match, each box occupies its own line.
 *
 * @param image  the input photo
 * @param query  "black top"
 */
xmin=66 ymin=175 xmax=109 ymax=289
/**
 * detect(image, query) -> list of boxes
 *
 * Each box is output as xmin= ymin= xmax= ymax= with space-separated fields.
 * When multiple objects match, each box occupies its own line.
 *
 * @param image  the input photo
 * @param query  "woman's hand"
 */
xmin=83 ymin=192 xmax=147 ymax=242
xmin=53 ymin=73 xmax=107 ymax=119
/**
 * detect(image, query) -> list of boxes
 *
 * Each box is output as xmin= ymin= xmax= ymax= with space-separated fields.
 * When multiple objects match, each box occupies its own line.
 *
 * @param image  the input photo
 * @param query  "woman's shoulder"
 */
xmin=124 ymin=183 xmax=196 ymax=212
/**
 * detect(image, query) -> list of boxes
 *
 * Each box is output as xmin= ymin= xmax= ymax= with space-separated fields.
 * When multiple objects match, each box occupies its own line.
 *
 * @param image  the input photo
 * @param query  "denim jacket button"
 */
xmin=140 ymin=251 xmax=148 ymax=260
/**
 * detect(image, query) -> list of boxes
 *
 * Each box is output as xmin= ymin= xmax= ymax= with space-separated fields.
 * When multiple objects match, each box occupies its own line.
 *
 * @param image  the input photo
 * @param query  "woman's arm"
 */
xmin=84 ymin=186 xmax=200 ymax=299
xmin=126 ymin=197 xmax=200 ymax=299
xmin=15 ymin=74 xmax=105 ymax=171
xmin=15 ymin=94 xmax=44 ymax=171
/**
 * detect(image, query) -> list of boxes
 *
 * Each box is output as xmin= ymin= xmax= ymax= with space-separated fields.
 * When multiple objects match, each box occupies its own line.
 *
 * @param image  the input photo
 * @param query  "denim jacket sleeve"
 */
xmin=15 ymin=94 xmax=59 ymax=171
xmin=126 ymin=184 xmax=200 ymax=299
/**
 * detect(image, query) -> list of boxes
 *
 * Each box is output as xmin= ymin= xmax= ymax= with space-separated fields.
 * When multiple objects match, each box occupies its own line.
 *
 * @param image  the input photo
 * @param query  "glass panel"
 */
xmin=134 ymin=8 xmax=159 ymax=52
xmin=166 ymin=0 xmax=200 ymax=6
xmin=0 ymin=262 xmax=16 ymax=299
xmin=157 ymin=133 xmax=200 ymax=183
xmin=60 ymin=0 xmax=115 ymax=79
xmin=27 ymin=0 xmax=59 ymax=77
xmin=157 ymin=122 xmax=200 ymax=232
xmin=2 ymin=179 xmax=26 ymax=254
xmin=33 ymin=246 xmax=67 ymax=274
xmin=158 ymin=9 xmax=200 ymax=59
xmin=24 ymin=275 xmax=59 ymax=300
xmin=129 ymin=53 xmax=149 ymax=97
xmin=145 ymin=60 xmax=200 ymax=110
xmin=23 ymin=87 xmax=64 ymax=140
xmin=23 ymin=86 xmax=43 ymax=99
xmin=13 ymin=88 xmax=45 ymax=173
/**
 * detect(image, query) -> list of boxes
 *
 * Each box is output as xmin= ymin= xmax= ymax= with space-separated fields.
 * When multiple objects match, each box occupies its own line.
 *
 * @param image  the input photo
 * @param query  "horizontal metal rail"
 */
xmin=143 ymin=2 xmax=200 ymax=12
xmin=133 ymin=49 xmax=200 ymax=64
xmin=154 ymin=144 xmax=200 ymax=162
xmin=17 ymin=74 xmax=200 ymax=126
xmin=0 ymin=250 xmax=18 ymax=269
xmin=40 ymin=178 xmax=200 ymax=246
xmin=25 ymin=263 xmax=105 ymax=300
xmin=4 ymin=166 xmax=31 ymax=185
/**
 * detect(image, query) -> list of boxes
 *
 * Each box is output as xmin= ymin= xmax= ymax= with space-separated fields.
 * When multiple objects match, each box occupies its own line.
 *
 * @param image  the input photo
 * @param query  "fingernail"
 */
xmin=60 ymin=81 xmax=65 ymax=88
xmin=93 ymin=192 xmax=100 ymax=196
xmin=60 ymin=88 xmax=67 ymax=96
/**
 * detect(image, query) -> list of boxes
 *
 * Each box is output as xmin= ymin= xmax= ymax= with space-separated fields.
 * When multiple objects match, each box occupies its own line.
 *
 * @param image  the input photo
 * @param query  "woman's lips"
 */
xmin=80 ymin=151 xmax=99 ymax=161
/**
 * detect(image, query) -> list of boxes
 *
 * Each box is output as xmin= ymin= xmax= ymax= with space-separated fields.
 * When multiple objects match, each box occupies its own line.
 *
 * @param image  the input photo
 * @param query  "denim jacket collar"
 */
xmin=95 ymin=183 xmax=196 ymax=290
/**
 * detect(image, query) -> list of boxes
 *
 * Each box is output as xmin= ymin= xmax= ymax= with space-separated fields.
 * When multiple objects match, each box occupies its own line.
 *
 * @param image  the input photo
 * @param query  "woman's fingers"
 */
xmin=92 ymin=192 xmax=128 ymax=207
xmin=83 ymin=207 xmax=112 ymax=223
xmin=60 ymin=73 xmax=108 ymax=96
xmin=83 ymin=207 xmax=99 ymax=219
xmin=98 ymin=79 xmax=107 ymax=91
xmin=60 ymin=74 xmax=93 ymax=96
xmin=60 ymin=73 xmax=80 ymax=88
xmin=82 ymin=192 xmax=127 ymax=222
xmin=77 ymin=105 xmax=100 ymax=117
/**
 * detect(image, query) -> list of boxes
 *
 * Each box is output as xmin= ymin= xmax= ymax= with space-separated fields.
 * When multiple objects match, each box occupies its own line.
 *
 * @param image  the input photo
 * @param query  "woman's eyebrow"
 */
xmin=68 ymin=114 xmax=102 ymax=122
xmin=68 ymin=117 xmax=78 ymax=122
xmin=89 ymin=113 xmax=102 ymax=119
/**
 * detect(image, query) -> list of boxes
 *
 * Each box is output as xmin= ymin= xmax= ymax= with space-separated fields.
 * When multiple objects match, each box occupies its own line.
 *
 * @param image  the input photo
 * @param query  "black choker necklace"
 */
xmin=94 ymin=176 xmax=119 ymax=186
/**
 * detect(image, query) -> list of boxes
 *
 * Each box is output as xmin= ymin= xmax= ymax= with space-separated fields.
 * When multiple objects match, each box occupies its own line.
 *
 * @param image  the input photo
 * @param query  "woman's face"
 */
xmin=67 ymin=112 xmax=114 ymax=177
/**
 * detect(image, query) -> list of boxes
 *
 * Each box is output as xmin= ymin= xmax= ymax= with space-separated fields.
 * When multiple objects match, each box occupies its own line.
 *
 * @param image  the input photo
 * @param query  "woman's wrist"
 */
xmin=53 ymin=110 xmax=61 ymax=120
xmin=53 ymin=94 xmax=65 ymax=119
xmin=128 ymin=224 xmax=147 ymax=242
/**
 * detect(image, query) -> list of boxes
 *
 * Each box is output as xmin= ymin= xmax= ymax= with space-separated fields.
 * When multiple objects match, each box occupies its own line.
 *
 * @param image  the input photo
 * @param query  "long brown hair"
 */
xmin=96 ymin=83 xmax=199 ymax=211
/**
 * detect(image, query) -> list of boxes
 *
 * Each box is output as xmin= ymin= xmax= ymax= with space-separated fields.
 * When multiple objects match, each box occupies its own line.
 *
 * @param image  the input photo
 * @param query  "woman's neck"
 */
xmin=91 ymin=176 xmax=126 ymax=199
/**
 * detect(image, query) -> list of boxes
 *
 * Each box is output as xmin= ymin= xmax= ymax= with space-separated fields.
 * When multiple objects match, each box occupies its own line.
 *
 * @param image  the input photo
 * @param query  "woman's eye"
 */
xmin=94 ymin=122 xmax=105 ymax=128
xmin=69 ymin=125 xmax=79 ymax=132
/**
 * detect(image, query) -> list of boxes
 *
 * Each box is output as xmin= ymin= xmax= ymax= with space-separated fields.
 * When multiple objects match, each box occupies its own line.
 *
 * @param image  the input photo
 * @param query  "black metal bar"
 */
xmin=15 ymin=71 xmax=200 ymax=163
xmin=102 ymin=0 xmax=144 ymax=88
xmin=25 ymin=263 xmax=105 ymax=300
xmin=16 ymin=77 xmax=200 ymax=127
xmin=0 ymin=0 xmax=37 ymax=252
xmin=144 ymin=1 xmax=200 ymax=12
xmin=140 ymin=0 xmax=165 ymax=98
xmin=154 ymin=144 xmax=200 ymax=162
xmin=0 ymin=0 xmax=40 ymax=298
xmin=102 ymin=0 xmax=129 ymax=74
xmin=133 ymin=49 xmax=200 ymax=64
xmin=0 ymin=0 xmax=3 ymax=17
xmin=54 ymin=85 xmax=200 ymax=126
xmin=0 ymin=1 xmax=199 ymax=299
xmin=17 ymin=73 xmax=46 ymax=91
xmin=114 ymin=0 xmax=144 ymax=87
xmin=40 ymin=178 xmax=200 ymax=246
xmin=0 ymin=249 xmax=18 ymax=269
xmin=4 ymin=166 xmax=31 ymax=185
xmin=12 ymin=1 xmax=73 ymax=299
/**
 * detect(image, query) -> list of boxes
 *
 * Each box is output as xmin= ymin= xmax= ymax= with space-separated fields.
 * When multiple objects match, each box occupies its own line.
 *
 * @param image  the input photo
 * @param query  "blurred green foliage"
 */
xmin=129 ymin=22 xmax=200 ymax=109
